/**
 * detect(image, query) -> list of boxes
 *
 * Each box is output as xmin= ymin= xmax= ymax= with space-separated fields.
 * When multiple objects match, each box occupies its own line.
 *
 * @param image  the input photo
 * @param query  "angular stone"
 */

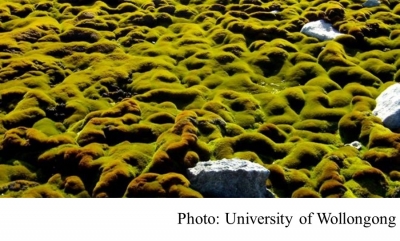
xmin=373 ymin=83 xmax=400 ymax=130
xmin=300 ymin=19 xmax=343 ymax=41
xmin=187 ymin=159 xmax=274 ymax=198
xmin=363 ymin=0 xmax=380 ymax=7
xmin=345 ymin=141 xmax=362 ymax=150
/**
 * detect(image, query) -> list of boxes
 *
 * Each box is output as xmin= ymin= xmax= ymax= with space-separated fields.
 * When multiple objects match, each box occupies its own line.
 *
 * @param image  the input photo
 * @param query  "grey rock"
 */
xmin=300 ymin=19 xmax=343 ymax=41
xmin=345 ymin=141 xmax=362 ymax=150
xmin=373 ymin=83 xmax=400 ymax=130
xmin=363 ymin=0 xmax=380 ymax=7
xmin=187 ymin=158 xmax=273 ymax=198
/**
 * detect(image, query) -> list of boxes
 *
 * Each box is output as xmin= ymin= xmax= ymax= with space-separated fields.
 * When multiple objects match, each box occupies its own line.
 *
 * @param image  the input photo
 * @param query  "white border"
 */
xmin=0 ymin=199 xmax=398 ymax=240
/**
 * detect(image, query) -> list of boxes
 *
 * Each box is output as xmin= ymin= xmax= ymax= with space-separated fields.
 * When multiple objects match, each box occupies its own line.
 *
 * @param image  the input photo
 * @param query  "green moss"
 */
xmin=364 ymin=36 xmax=392 ymax=50
xmin=389 ymin=171 xmax=400 ymax=181
xmin=363 ymin=147 xmax=400 ymax=173
xmin=286 ymin=62 xmax=327 ymax=86
xmin=124 ymin=172 xmax=202 ymax=198
xmin=135 ymin=87 xmax=205 ymax=110
xmin=317 ymin=42 xmax=356 ymax=70
xmin=91 ymin=160 xmax=136 ymax=197
xmin=59 ymin=27 xmax=102 ymax=43
xmin=352 ymin=167 xmax=389 ymax=196
xmin=223 ymin=123 xmax=245 ymax=137
xmin=267 ymin=162 xmax=314 ymax=197
xmin=292 ymin=121 xmax=337 ymax=136
xmin=304 ymin=76 xmax=342 ymax=93
xmin=312 ymin=159 xmax=342 ymax=189
xmin=32 ymin=118 xmax=64 ymax=136
xmin=359 ymin=58 xmax=396 ymax=82
xmin=328 ymin=65 xmax=382 ymax=88
xmin=334 ymin=34 xmax=358 ymax=48
xmin=19 ymin=184 xmax=65 ymax=198
xmin=63 ymin=175 xmax=86 ymax=195
xmin=275 ymin=142 xmax=332 ymax=169
xmin=289 ymin=52 xmax=317 ymax=64
xmin=142 ymin=110 xmax=210 ymax=174
xmin=292 ymin=187 xmax=321 ymax=198
xmin=1 ymin=0 xmax=400 ymax=198
xmin=300 ymin=41 xmax=325 ymax=58
xmin=257 ymin=123 xmax=287 ymax=143
xmin=285 ymin=168 xmax=313 ymax=193
xmin=300 ymin=91 xmax=348 ymax=122
xmin=319 ymin=179 xmax=347 ymax=197
xmin=2 ymin=108 xmax=46 ymax=129
xmin=344 ymin=179 xmax=376 ymax=198
xmin=327 ymin=89 xmax=353 ymax=108
xmin=338 ymin=110 xmax=368 ymax=143
xmin=0 ymin=163 xmax=36 ymax=184
xmin=213 ymin=132 xmax=289 ymax=164
xmin=86 ymin=40 xmax=120 ymax=54
xmin=372 ymin=11 xmax=400 ymax=25
xmin=282 ymin=87 xmax=305 ymax=113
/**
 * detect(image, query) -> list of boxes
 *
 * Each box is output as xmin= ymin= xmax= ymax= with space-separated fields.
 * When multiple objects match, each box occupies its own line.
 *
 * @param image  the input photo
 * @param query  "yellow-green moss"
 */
xmin=124 ymin=172 xmax=202 ymax=198
xmin=292 ymin=187 xmax=321 ymax=198
xmin=1 ymin=0 xmax=400 ymax=198
xmin=275 ymin=142 xmax=332 ymax=169
xmin=0 ymin=163 xmax=36 ymax=184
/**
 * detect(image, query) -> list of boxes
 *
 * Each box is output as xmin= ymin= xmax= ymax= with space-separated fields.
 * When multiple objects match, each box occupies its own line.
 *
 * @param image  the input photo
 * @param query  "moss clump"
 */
xmin=257 ymin=123 xmax=287 ymax=143
xmin=264 ymin=95 xmax=300 ymax=125
xmin=1 ymin=173 xmax=89 ymax=198
xmin=328 ymin=66 xmax=382 ymax=88
xmin=267 ymin=163 xmax=313 ymax=197
xmin=305 ymin=76 xmax=341 ymax=93
xmin=135 ymin=87 xmax=205 ymax=110
xmin=363 ymin=147 xmax=400 ymax=173
xmin=213 ymin=132 xmax=289 ymax=164
xmin=286 ymin=62 xmax=327 ymax=86
xmin=275 ymin=142 xmax=331 ymax=169
xmin=0 ymin=126 xmax=75 ymax=161
xmin=284 ymin=169 xmax=313 ymax=195
xmin=64 ymin=175 xmax=86 ymax=195
xmin=32 ymin=118 xmax=65 ymax=136
xmin=319 ymin=179 xmax=347 ymax=197
xmin=37 ymin=141 xmax=153 ymax=197
xmin=292 ymin=187 xmax=321 ymax=198
xmin=338 ymin=110 xmax=370 ymax=144
xmin=294 ymin=118 xmax=332 ymax=132
xmin=124 ymin=172 xmax=202 ymax=198
xmin=0 ymin=163 xmax=36 ymax=184
xmin=144 ymin=111 xmax=210 ymax=174
xmin=59 ymin=27 xmax=102 ymax=43
xmin=0 ymin=179 xmax=39 ymax=196
xmin=389 ymin=171 xmax=400 ymax=181
xmin=19 ymin=184 xmax=65 ymax=198
xmin=91 ymin=159 xmax=136 ymax=198
xmin=317 ymin=42 xmax=356 ymax=70
xmin=359 ymin=58 xmax=396 ymax=82
xmin=312 ymin=159 xmax=344 ymax=189
xmin=352 ymin=167 xmax=389 ymax=197
xmin=300 ymin=90 xmax=347 ymax=122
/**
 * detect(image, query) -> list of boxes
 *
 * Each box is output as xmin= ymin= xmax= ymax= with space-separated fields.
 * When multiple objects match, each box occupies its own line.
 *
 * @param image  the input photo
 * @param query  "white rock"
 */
xmin=345 ymin=141 xmax=362 ymax=150
xmin=300 ymin=19 xmax=343 ymax=41
xmin=187 ymin=158 xmax=274 ymax=198
xmin=363 ymin=0 xmax=380 ymax=7
xmin=373 ymin=83 xmax=400 ymax=130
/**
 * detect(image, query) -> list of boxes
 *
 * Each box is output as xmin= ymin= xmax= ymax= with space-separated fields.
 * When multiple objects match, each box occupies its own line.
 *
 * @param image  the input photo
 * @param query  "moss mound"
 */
xmin=0 ymin=0 xmax=399 ymax=198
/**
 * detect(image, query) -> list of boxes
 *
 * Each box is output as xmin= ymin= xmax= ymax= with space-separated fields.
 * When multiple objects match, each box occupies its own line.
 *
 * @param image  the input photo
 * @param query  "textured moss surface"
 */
xmin=1 ymin=0 xmax=400 ymax=198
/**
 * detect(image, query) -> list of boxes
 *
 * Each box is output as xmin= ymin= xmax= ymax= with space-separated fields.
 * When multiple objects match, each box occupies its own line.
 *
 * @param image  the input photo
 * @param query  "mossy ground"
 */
xmin=0 ymin=0 xmax=400 ymax=198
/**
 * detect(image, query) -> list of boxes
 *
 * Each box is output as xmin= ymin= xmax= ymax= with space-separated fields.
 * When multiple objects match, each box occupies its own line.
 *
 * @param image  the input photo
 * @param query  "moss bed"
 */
xmin=0 ymin=0 xmax=400 ymax=198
